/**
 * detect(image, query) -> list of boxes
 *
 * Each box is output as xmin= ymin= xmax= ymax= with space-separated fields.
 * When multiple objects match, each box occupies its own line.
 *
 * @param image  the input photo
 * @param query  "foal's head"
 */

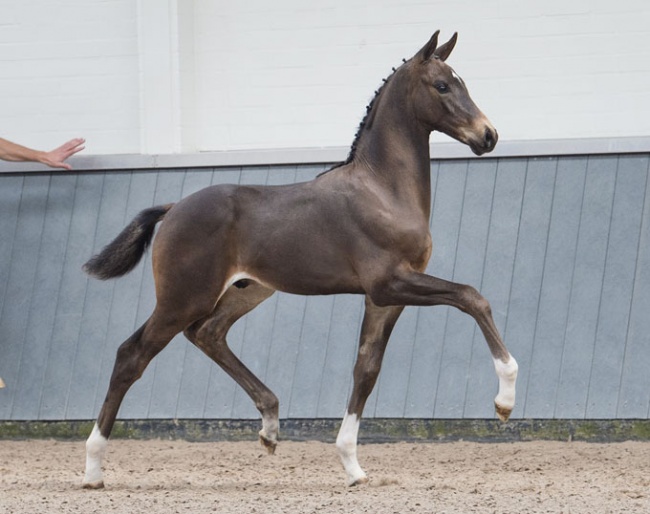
xmin=409 ymin=31 xmax=498 ymax=155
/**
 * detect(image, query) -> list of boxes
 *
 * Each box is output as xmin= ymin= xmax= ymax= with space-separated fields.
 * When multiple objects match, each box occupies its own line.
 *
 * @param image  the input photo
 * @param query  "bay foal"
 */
xmin=82 ymin=31 xmax=518 ymax=488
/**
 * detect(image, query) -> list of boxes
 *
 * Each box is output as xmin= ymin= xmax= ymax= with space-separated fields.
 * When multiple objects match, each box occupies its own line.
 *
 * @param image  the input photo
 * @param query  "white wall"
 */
xmin=1 ymin=0 xmax=649 ymax=156
xmin=0 ymin=0 xmax=140 ymax=155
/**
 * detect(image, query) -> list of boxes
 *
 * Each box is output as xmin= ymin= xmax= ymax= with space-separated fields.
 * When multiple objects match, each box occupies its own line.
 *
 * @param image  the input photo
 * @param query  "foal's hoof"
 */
xmin=82 ymin=480 xmax=105 ymax=490
xmin=495 ymin=402 xmax=512 ymax=422
xmin=259 ymin=434 xmax=277 ymax=455
xmin=349 ymin=476 xmax=369 ymax=487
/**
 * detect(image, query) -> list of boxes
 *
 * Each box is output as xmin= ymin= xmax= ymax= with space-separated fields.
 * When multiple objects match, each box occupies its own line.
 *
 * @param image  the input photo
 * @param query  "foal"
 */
xmin=82 ymin=31 xmax=518 ymax=488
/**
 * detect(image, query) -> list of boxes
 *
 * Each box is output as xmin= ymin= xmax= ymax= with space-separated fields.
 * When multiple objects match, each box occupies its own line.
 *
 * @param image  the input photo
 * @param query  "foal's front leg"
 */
xmin=369 ymin=270 xmax=518 ymax=421
xmin=336 ymin=298 xmax=404 ymax=485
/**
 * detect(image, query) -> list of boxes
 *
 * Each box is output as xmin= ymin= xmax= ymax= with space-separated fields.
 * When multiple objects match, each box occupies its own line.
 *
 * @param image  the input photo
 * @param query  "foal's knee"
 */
xmin=459 ymin=285 xmax=491 ymax=317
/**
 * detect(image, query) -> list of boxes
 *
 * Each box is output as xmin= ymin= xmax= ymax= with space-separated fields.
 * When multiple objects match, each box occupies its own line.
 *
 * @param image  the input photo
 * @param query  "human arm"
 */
xmin=0 ymin=137 xmax=85 ymax=170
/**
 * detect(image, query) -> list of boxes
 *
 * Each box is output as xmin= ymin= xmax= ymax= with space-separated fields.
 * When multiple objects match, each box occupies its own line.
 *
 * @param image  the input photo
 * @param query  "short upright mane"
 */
xmin=319 ymin=59 xmax=407 ymax=176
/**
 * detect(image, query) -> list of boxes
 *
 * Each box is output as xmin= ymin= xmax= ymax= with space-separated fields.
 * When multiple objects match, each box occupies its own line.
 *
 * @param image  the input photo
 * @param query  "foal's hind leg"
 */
xmin=184 ymin=281 xmax=280 ymax=453
xmin=336 ymin=297 xmax=404 ymax=486
xmin=83 ymin=312 xmax=183 ymax=488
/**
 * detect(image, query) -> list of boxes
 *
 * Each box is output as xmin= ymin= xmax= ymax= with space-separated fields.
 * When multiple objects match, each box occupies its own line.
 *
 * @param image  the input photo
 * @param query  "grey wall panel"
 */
xmin=66 ymin=172 xmax=129 ymax=419
xmin=464 ymin=159 xmax=527 ymax=417
xmin=12 ymin=174 xmax=77 ymax=420
xmin=435 ymin=160 xmax=498 ymax=418
xmin=1 ymin=154 xmax=649 ymax=423
xmin=0 ymin=175 xmax=50 ymax=420
xmin=429 ymin=161 xmax=470 ymax=419
xmin=40 ymin=174 xmax=103 ymax=419
xmin=287 ymin=296 xmax=335 ymax=418
xmin=523 ymin=157 xmax=587 ymax=417
xmin=504 ymin=157 xmax=558 ymax=417
xmin=314 ymin=295 xmax=363 ymax=418
xmin=371 ymin=305 xmax=418 ymax=417
xmin=555 ymin=156 xmax=618 ymax=418
xmin=586 ymin=156 xmax=648 ymax=418
xmin=0 ymin=176 xmax=23 ymax=320
xmin=615 ymin=157 xmax=650 ymax=418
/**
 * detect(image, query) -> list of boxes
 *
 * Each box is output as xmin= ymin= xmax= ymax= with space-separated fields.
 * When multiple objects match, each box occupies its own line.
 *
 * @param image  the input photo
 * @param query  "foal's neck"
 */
xmin=353 ymin=75 xmax=432 ymax=218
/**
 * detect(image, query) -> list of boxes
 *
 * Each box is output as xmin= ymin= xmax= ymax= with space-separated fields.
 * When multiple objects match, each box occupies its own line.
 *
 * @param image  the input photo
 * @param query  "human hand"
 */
xmin=40 ymin=137 xmax=86 ymax=169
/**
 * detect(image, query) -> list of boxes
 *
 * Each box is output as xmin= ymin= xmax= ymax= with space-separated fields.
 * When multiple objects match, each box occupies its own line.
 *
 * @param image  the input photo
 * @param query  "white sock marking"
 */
xmin=83 ymin=424 xmax=108 ymax=486
xmin=494 ymin=355 xmax=518 ymax=411
xmin=336 ymin=412 xmax=366 ymax=485
xmin=259 ymin=412 xmax=279 ymax=443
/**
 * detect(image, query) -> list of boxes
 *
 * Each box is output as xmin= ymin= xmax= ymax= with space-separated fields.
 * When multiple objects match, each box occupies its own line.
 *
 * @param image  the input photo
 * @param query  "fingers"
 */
xmin=61 ymin=137 xmax=86 ymax=157
xmin=45 ymin=138 xmax=85 ymax=169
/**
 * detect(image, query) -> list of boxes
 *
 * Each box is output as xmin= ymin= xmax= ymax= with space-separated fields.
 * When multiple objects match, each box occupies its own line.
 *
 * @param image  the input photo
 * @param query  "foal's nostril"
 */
xmin=484 ymin=127 xmax=497 ymax=149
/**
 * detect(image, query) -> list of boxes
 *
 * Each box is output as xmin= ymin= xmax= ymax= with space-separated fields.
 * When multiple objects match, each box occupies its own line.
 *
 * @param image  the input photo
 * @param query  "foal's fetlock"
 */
xmin=259 ymin=431 xmax=278 ymax=455
xmin=259 ymin=396 xmax=280 ymax=455
xmin=494 ymin=402 xmax=513 ymax=422
xmin=258 ymin=412 xmax=279 ymax=455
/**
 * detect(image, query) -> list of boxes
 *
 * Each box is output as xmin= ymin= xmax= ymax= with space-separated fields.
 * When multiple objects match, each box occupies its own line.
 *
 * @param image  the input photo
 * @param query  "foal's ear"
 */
xmin=416 ymin=30 xmax=440 ymax=61
xmin=433 ymin=32 xmax=458 ymax=62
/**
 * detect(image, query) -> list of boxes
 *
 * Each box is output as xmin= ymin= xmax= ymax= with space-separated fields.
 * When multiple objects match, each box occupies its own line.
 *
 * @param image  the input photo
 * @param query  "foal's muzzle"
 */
xmin=469 ymin=126 xmax=498 ymax=156
xmin=469 ymin=127 xmax=499 ymax=155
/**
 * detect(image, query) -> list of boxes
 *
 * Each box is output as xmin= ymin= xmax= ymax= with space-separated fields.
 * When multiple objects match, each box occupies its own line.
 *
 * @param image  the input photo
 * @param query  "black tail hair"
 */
xmin=83 ymin=204 xmax=174 ymax=280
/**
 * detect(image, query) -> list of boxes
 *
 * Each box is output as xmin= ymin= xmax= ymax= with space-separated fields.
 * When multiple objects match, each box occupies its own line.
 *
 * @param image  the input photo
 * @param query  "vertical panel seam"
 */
xmin=432 ymin=160 xmax=468 ymax=418
xmin=553 ymin=157 xmax=590 ymax=418
xmin=37 ymin=175 xmax=79 ymax=418
xmin=461 ymin=159 xmax=498 ymax=418
xmin=63 ymin=173 xmax=106 ymax=418
xmin=314 ymin=294 xmax=339 ymax=418
xmin=585 ymin=157 xmax=620 ymax=417
xmin=522 ymin=157 xmax=559 ymax=417
xmin=9 ymin=176 xmax=52 ymax=418
xmin=0 ymin=176 xmax=24 ymax=323
xmin=502 ymin=158 xmax=529 ymax=374
xmin=616 ymin=157 xmax=650 ymax=417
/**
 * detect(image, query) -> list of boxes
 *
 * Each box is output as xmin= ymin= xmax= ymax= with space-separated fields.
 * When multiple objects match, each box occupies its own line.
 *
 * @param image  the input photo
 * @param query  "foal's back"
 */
xmin=151 ymin=173 xmax=369 ymax=297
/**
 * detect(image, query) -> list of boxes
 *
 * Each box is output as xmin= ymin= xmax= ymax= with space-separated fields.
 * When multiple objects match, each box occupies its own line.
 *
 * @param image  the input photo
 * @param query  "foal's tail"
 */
xmin=83 ymin=204 xmax=174 ymax=280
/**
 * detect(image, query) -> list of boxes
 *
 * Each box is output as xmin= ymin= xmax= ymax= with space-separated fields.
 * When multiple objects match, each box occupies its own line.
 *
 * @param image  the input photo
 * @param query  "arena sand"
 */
xmin=1 ymin=439 xmax=648 ymax=513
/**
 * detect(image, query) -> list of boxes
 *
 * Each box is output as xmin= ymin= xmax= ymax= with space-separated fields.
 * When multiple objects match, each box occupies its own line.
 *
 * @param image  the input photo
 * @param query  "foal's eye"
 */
xmin=433 ymin=81 xmax=449 ymax=94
